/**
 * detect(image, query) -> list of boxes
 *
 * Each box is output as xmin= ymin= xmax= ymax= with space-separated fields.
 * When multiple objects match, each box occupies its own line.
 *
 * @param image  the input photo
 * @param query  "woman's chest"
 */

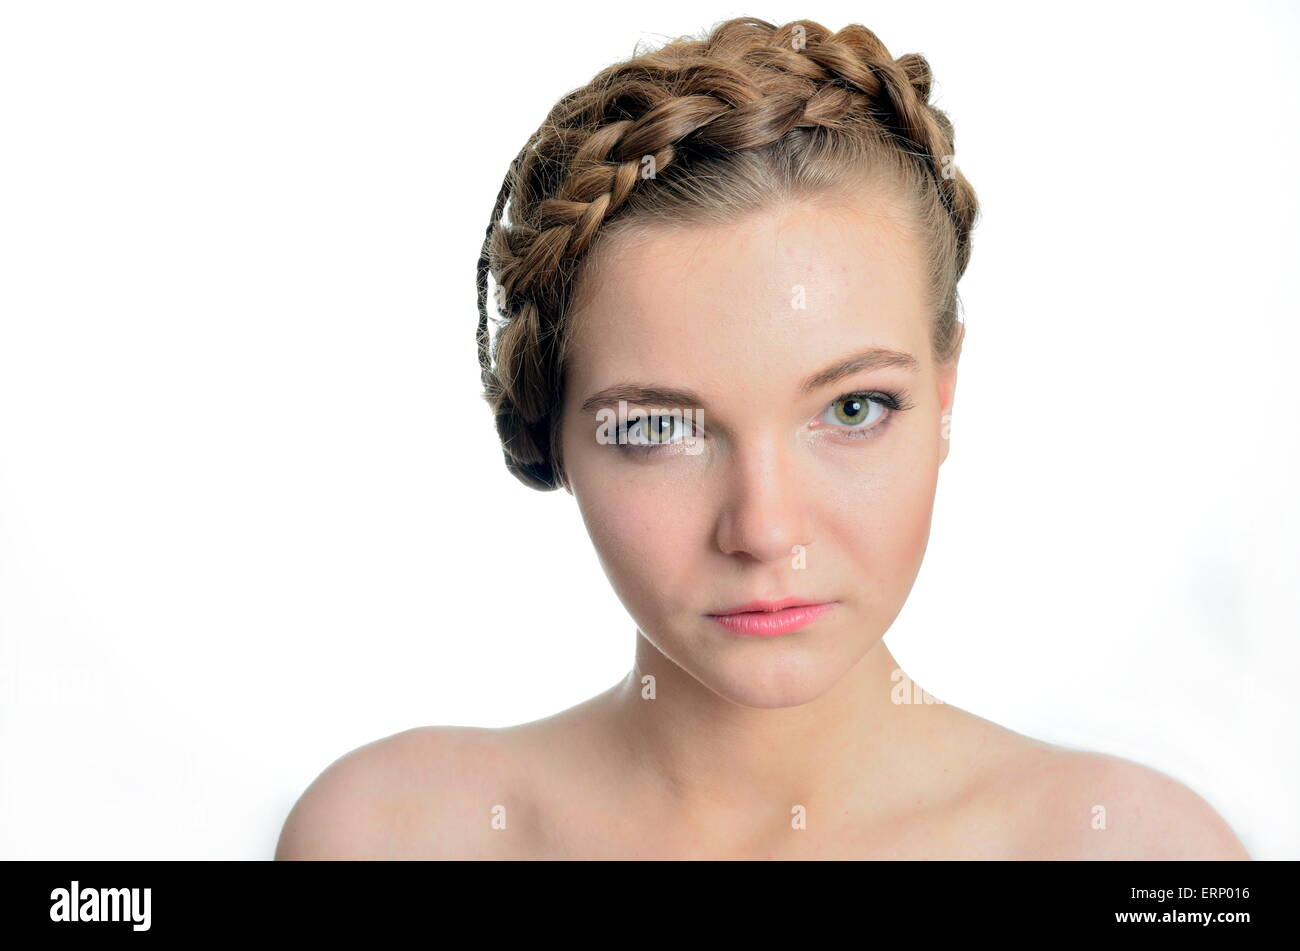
xmin=507 ymin=789 xmax=1032 ymax=860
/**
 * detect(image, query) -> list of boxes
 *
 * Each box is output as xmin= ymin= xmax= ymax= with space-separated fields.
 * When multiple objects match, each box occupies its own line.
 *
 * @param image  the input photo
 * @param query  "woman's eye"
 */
xmin=623 ymin=413 xmax=694 ymax=447
xmin=819 ymin=392 xmax=892 ymax=435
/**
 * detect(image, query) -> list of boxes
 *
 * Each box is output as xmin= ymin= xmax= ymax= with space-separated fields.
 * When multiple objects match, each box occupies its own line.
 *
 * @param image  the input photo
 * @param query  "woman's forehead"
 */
xmin=575 ymin=195 xmax=920 ymax=317
xmin=564 ymin=197 xmax=930 ymax=394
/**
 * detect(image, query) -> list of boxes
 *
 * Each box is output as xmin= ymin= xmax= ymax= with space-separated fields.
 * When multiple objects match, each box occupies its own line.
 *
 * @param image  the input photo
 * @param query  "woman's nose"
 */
xmin=712 ymin=439 xmax=812 ymax=564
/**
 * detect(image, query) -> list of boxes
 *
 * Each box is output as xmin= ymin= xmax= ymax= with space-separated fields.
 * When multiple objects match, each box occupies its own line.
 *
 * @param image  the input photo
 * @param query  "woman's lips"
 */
xmin=706 ymin=602 xmax=837 ymax=637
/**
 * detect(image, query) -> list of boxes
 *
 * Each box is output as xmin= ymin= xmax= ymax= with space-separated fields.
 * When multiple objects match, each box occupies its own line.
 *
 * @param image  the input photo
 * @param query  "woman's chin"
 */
xmin=682 ymin=648 xmax=855 ymax=710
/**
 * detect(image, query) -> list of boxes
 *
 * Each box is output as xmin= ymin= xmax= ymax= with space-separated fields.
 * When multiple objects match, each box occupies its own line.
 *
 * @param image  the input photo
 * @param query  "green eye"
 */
xmin=832 ymin=395 xmax=875 ymax=426
xmin=827 ymin=393 xmax=885 ymax=428
xmin=819 ymin=389 xmax=914 ymax=438
xmin=643 ymin=415 xmax=675 ymax=443
xmin=625 ymin=413 xmax=691 ymax=445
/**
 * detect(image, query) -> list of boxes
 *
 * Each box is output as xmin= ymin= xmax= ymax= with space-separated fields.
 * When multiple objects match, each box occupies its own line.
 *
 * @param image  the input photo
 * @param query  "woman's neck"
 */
xmin=591 ymin=630 xmax=966 ymax=844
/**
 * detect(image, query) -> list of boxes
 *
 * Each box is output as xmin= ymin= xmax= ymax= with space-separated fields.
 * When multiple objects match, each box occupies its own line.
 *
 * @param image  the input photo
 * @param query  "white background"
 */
xmin=1 ymin=0 xmax=1296 ymax=859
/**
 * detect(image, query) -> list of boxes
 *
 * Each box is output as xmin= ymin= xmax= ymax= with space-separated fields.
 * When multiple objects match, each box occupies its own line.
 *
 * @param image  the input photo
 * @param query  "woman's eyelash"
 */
xmin=838 ymin=388 xmax=915 ymax=413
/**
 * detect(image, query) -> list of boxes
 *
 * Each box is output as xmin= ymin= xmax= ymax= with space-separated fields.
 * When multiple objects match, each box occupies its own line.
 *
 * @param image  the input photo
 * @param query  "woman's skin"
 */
xmin=276 ymin=187 xmax=1250 ymax=860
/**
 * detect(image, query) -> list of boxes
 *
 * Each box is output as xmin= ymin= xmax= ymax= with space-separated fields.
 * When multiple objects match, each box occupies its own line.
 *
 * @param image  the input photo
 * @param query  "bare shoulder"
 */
xmin=1004 ymin=748 xmax=1251 ymax=860
xmin=921 ymin=708 xmax=1250 ymax=860
xmin=274 ymin=725 xmax=529 ymax=860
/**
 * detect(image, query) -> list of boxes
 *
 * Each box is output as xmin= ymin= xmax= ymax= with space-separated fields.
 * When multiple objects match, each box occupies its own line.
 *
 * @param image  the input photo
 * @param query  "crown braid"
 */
xmin=477 ymin=16 xmax=979 ymax=491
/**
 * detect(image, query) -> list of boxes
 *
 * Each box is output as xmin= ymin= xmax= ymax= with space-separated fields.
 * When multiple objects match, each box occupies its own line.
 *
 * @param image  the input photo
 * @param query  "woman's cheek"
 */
xmin=580 ymin=489 xmax=695 ymax=610
xmin=828 ymin=453 xmax=937 ymax=598
xmin=873 ymin=460 xmax=940 ymax=592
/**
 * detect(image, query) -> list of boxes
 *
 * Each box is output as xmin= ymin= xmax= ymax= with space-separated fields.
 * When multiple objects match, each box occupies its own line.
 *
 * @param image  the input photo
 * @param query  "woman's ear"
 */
xmin=554 ymin=451 xmax=573 ymax=496
xmin=937 ymin=360 xmax=958 ymax=466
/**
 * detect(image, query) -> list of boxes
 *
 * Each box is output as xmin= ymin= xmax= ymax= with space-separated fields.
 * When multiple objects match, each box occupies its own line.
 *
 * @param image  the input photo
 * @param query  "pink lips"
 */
xmin=706 ymin=598 xmax=838 ymax=637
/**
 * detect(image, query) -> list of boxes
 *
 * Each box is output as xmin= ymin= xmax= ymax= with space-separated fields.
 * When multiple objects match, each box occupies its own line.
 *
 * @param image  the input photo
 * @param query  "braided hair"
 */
xmin=476 ymin=16 xmax=979 ymax=492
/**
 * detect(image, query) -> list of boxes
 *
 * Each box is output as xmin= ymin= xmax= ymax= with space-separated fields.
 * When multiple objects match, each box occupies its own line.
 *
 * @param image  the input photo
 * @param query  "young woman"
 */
xmin=277 ymin=16 xmax=1250 ymax=860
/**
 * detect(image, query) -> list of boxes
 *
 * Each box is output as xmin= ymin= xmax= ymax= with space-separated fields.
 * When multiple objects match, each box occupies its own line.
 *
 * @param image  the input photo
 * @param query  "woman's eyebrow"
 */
xmin=580 ymin=384 xmax=700 ymax=415
xmin=799 ymin=346 xmax=919 ymax=393
xmin=578 ymin=346 xmax=919 ymax=414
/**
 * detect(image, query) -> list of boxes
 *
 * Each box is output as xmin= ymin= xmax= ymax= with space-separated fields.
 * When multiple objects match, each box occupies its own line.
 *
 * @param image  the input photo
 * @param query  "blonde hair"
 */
xmin=477 ymin=16 xmax=979 ymax=491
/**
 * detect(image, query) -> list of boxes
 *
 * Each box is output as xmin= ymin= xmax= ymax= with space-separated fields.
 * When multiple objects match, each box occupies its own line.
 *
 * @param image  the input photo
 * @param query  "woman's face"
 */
xmin=558 ymin=189 xmax=958 ymax=708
